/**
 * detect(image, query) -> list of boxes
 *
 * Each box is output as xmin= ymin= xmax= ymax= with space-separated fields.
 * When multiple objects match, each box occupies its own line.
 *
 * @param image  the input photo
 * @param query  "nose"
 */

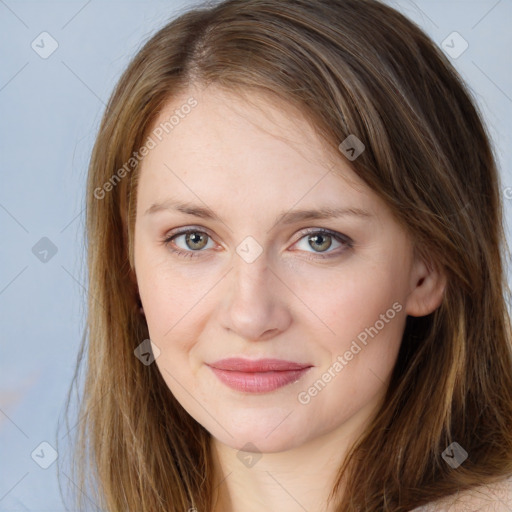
xmin=218 ymin=251 xmax=293 ymax=342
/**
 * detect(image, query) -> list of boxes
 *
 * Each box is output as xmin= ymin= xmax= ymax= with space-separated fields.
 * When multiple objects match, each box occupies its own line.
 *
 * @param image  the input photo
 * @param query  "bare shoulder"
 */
xmin=412 ymin=476 xmax=512 ymax=511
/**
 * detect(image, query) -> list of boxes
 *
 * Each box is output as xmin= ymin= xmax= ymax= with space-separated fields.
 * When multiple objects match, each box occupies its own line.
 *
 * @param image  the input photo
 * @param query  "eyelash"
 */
xmin=161 ymin=227 xmax=354 ymax=261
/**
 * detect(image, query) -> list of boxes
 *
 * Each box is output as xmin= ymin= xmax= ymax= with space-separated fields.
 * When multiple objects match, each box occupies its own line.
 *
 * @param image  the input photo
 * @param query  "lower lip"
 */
xmin=208 ymin=366 xmax=311 ymax=393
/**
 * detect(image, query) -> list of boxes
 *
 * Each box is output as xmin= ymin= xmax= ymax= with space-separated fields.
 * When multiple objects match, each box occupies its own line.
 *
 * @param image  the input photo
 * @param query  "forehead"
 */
xmin=136 ymin=85 xmax=380 ymax=217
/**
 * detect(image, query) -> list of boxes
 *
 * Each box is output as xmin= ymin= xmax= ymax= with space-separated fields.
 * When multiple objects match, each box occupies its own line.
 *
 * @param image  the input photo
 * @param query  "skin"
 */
xmin=133 ymin=84 xmax=446 ymax=512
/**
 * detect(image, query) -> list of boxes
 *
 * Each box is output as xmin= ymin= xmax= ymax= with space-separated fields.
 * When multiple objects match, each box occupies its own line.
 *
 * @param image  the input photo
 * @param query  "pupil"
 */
xmin=311 ymin=234 xmax=331 ymax=252
xmin=188 ymin=233 xmax=204 ymax=249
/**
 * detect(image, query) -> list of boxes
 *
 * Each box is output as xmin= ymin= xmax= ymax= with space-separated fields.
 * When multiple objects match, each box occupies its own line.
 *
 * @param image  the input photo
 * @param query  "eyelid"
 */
xmin=167 ymin=224 xmax=213 ymax=233
xmin=163 ymin=225 xmax=216 ymax=243
xmin=163 ymin=226 xmax=219 ymax=255
xmin=289 ymin=228 xmax=353 ymax=258
xmin=162 ymin=226 xmax=353 ymax=259
xmin=293 ymin=227 xmax=353 ymax=245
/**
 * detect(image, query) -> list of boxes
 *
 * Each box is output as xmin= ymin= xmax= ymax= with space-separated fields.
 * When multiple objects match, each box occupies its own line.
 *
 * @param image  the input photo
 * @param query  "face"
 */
xmin=133 ymin=85 xmax=430 ymax=453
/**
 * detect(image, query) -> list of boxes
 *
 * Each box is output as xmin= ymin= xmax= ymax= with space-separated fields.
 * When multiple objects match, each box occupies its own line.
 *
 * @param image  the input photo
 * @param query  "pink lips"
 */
xmin=207 ymin=358 xmax=313 ymax=393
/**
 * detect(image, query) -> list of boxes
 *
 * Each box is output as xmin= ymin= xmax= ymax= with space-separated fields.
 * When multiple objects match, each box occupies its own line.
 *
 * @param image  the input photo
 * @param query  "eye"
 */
xmin=163 ymin=229 xmax=215 ymax=259
xmin=162 ymin=227 xmax=353 ymax=260
xmin=292 ymin=229 xmax=353 ymax=259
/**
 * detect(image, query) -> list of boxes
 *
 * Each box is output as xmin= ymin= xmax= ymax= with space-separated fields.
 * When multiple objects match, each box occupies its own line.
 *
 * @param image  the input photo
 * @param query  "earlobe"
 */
xmin=405 ymin=256 xmax=446 ymax=317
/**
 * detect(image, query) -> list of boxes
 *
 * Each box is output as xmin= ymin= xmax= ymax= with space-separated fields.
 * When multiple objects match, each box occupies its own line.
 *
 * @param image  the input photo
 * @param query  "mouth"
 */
xmin=206 ymin=358 xmax=313 ymax=393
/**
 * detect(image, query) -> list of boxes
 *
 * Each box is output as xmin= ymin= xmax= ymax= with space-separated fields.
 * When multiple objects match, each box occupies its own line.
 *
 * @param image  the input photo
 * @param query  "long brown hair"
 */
xmin=60 ymin=0 xmax=512 ymax=509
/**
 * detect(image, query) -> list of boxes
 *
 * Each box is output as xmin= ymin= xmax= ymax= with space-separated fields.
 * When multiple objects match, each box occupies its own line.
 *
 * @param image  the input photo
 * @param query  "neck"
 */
xmin=211 ymin=436 xmax=342 ymax=512
xmin=209 ymin=393 xmax=383 ymax=512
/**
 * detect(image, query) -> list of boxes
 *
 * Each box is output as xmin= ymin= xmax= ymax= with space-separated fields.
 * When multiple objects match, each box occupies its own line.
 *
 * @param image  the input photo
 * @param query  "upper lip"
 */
xmin=207 ymin=358 xmax=313 ymax=372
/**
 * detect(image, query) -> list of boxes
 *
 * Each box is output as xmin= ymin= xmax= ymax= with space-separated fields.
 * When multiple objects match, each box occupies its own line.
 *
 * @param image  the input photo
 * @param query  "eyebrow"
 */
xmin=145 ymin=199 xmax=373 ymax=225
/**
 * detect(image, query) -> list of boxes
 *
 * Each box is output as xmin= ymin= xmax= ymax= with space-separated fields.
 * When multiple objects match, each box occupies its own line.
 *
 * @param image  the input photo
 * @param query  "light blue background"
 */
xmin=1 ymin=0 xmax=511 ymax=509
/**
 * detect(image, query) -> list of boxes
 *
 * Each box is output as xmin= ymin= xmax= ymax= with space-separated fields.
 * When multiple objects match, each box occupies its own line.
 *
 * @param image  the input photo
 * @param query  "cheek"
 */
xmin=139 ymin=276 xmax=182 ymax=334
xmin=292 ymin=260 xmax=404 ymax=336
xmin=292 ymin=257 xmax=407 ymax=389
xmin=136 ymin=263 xmax=217 ymax=367
xmin=135 ymin=243 xmax=202 ymax=333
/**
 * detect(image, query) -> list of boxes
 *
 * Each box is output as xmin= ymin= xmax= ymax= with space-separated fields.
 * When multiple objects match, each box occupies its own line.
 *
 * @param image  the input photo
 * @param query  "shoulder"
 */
xmin=412 ymin=476 xmax=512 ymax=511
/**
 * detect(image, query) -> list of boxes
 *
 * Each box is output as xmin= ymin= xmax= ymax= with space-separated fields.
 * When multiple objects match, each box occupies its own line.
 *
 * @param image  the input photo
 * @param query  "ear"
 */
xmin=404 ymin=251 xmax=446 ymax=317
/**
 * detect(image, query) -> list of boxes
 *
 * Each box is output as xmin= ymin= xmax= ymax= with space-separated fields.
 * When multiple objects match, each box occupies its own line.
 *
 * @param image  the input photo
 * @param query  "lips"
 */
xmin=209 ymin=357 xmax=311 ymax=372
xmin=207 ymin=358 xmax=313 ymax=393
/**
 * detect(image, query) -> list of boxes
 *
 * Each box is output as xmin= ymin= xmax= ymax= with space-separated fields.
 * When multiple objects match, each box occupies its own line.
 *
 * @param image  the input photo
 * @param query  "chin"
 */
xmin=205 ymin=410 xmax=312 ymax=453
xmin=213 ymin=430 xmax=307 ymax=454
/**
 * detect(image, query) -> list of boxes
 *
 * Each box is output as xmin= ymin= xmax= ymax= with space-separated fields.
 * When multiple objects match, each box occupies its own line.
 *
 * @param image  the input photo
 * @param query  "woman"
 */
xmin=62 ymin=0 xmax=512 ymax=510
